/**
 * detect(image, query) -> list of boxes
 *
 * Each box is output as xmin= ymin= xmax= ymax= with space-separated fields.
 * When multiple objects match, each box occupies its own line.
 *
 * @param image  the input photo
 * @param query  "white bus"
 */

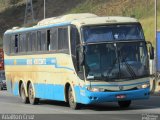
xmin=3 ymin=13 xmax=154 ymax=109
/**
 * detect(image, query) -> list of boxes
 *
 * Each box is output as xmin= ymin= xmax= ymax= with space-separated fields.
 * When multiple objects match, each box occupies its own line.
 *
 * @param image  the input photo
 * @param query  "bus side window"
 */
xmin=26 ymin=33 xmax=31 ymax=52
xmin=71 ymin=25 xmax=84 ymax=80
xmin=23 ymin=34 xmax=27 ymax=52
xmin=10 ymin=36 xmax=14 ymax=54
xmin=71 ymin=26 xmax=78 ymax=68
xmin=3 ymin=35 xmax=11 ymax=55
xmin=15 ymin=35 xmax=18 ymax=53
xmin=37 ymin=31 xmax=41 ymax=51
xmin=58 ymin=27 xmax=69 ymax=51
xmin=21 ymin=34 xmax=27 ymax=53
xmin=41 ymin=30 xmax=47 ymax=51
xmin=18 ymin=34 xmax=22 ymax=53
xmin=47 ymin=30 xmax=51 ymax=51
xmin=51 ymin=28 xmax=58 ymax=51
xmin=31 ymin=32 xmax=37 ymax=52
xmin=71 ymin=26 xmax=81 ymax=70
xmin=19 ymin=34 xmax=22 ymax=53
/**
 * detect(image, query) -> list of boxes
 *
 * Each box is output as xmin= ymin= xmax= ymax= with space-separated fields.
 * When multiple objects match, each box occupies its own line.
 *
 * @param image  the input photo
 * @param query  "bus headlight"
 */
xmin=87 ymin=87 xmax=105 ymax=92
xmin=137 ymin=83 xmax=150 ymax=89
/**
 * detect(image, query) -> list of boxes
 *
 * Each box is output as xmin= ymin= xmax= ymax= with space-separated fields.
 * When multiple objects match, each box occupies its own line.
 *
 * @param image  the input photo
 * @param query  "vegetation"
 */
xmin=70 ymin=0 xmax=160 ymax=46
xmin=0 ymin=0 xmax=159 ymax=47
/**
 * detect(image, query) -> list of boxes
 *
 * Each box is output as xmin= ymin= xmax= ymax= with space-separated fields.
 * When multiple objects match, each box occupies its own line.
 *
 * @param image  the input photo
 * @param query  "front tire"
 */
xmin=28 ymin=83 xmax=39 ymax=105
xmin=68 ymin=86 xmax=81 ymax=110
xmin=118 ymin=100 xmax=131 ymax=108
xmin=20 ymin=84 xmax=29 ymax=104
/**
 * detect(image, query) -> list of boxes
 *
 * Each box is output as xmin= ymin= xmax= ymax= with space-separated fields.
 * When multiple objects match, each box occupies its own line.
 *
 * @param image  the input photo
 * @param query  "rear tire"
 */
xmin=118 ymin=100 xmax=131 ymax=108
xmin=20 ymin=84 xmax=29 ymax=104
xmin=28 ymin=83 xmax=39 ymax=105
xmin=68 ymin=86 xmax=81 ymax=110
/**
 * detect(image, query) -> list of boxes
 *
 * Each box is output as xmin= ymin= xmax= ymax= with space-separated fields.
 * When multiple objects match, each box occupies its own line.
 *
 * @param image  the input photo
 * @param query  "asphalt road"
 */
xmin=0 ymin=90 xmax=159 ymax=120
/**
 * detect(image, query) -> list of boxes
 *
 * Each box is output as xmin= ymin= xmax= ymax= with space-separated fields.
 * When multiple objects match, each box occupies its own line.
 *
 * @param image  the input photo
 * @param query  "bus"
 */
xmin=3 ymin=13 xmax=154 ymax=109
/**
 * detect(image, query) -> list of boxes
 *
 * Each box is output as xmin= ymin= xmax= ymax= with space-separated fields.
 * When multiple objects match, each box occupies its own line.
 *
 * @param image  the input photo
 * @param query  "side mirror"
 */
xmin=78 ymin=46 xmax=85 ymax=66
xmin=149 ymin=46 xmax=154 ymax=60
xmin=147 ymin=41 xmax=154 ymax=60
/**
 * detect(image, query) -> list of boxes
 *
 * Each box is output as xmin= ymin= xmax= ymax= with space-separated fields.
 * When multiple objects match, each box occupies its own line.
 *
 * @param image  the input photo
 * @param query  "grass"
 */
xmin=70 ymin=0 xmax=160 ymax=47
xmin=140 ymin=15 xmax=160 ymax=47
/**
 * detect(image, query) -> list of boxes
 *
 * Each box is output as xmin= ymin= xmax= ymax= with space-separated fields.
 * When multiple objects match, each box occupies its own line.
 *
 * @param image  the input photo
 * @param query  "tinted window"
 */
xmin=47 ymin=30 xmax=51 ymax=51
xmin=31 ymin=32 xmax=37 ymax=51
xmin=71 ymin=26 xmax=80 ymax=55
xmin=26 ymin=33 xmax=31 ymax=52
xmin=3 ymin=35 xmax=11 ymax=54
xmin=83 ymin=24 xmax=144 ymax=43
xmin=50 ymin=28 xmax=58 ymax=51
xmin=15 ymin=35 xmax=18 ymax=53
xmin=5 ymin=26 xmax=70 ymax=55
xmin=41 ymin=31 xmax=47 ymax=51
xmin=37 ymin=31 xmax=41 ymax=51
xmin=22 ymin=34 xmax=27 ymax=52
xmin=19 ymin=34 xmax=27 ymax=52
xmin=58 ymin=27 xmax=69 ymax=50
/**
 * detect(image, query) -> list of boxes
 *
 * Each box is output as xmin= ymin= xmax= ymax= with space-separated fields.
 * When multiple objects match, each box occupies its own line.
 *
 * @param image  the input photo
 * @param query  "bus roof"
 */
xmin=5 ymin=13 xmax=138 ymax=34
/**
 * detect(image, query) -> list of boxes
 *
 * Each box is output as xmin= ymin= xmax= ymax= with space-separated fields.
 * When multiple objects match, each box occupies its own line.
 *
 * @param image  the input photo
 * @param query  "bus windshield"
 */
xmin=84 ymin=42 xmax=149 ymax=81
xmin=83 ymin=24 xmax=144 ymax=43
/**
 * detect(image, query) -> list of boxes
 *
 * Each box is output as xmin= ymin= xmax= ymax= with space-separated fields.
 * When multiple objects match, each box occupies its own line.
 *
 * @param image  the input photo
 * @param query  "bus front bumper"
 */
xmin=76 ymin=88 xmax=150 ymax=104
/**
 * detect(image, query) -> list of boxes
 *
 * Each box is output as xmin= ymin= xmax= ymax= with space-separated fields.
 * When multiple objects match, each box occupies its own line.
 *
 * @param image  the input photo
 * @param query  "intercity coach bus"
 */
xmin=3 ymin=13 xmax=154 ymax=109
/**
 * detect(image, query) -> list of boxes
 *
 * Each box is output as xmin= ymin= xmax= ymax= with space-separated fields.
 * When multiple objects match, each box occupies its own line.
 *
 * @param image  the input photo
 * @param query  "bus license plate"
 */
xmin=116 ymin=94 xmax=126 ymax=99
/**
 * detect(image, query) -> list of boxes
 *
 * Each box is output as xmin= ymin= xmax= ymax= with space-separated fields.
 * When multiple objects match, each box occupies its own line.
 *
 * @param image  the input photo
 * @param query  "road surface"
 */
xmin=0 ymin=91 xmax=159 ymax=120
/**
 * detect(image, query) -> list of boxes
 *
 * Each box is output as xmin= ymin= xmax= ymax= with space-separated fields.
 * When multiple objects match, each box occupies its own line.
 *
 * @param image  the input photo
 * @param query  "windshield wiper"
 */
xmin=121 ymin=56 xmax=137 ymax=79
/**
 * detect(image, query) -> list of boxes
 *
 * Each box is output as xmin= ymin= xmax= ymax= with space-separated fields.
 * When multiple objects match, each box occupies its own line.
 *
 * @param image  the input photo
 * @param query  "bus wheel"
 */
xmin=118 ymin=100 xmax=131 ymax=108
xmin=28 ymin=83 xmax=39 ymax=105
xmin=20 ymin=84 xmax=29 ymax=104
xmin=68 ymin=86 xmax=81 ymax=110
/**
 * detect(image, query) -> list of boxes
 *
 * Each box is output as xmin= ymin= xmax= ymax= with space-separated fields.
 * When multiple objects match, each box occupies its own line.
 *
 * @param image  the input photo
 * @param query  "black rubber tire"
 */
xmin=68 ymin=86 xmax=81 ymax=110
xmin=28 ymin=83 xmax=39 ymax=105
xmin=118 ymin=100 xmax=131 ymax=108
xmin=20 ymin=84 xmax=29 ymax=104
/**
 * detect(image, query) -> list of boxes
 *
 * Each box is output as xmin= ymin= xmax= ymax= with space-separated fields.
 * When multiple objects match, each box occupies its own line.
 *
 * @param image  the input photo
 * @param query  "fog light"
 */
xmin=87 ymin=87 xmax=105 ymax=92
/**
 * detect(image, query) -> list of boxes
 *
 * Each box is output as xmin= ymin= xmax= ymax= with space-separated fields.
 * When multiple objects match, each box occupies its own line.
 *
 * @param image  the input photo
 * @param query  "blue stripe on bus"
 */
xmin=4 ymin=58 xmax=74 ymax=71
xmin=11 ymin=81 xmax=149 ymax=104
xmin=5 ymin=22 xmax=71 ymax=35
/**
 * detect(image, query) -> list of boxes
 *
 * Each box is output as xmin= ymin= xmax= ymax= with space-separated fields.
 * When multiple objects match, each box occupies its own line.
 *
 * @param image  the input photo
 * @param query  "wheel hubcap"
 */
xmin=29 ymin=86 xmax=34 ymax=101
xmin=21 ymin=87 xmax=25 ymax=100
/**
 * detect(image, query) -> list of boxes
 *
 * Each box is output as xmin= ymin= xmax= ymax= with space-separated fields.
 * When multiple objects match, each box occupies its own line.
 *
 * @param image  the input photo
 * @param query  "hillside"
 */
xmin=0 ymin=0 xmax=159 ymax=47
